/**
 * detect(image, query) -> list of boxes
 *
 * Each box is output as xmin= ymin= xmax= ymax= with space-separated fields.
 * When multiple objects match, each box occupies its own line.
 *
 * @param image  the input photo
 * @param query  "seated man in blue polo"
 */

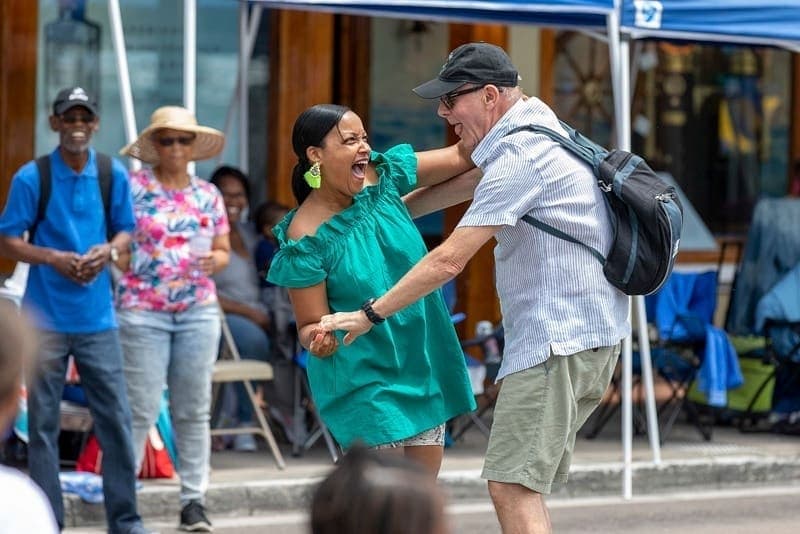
xmin=0 ymin=87 xmax=151 ymax=534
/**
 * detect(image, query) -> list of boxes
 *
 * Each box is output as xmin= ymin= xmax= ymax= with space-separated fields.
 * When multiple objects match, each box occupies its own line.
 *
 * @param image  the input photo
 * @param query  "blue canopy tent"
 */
xmin=620 ymin=0 xmax=800 ymax=51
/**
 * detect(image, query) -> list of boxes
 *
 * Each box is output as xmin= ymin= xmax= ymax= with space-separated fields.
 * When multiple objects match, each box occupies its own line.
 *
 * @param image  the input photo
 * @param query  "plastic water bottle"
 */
xmin=476 ymin=320 xmax=501 ymax=382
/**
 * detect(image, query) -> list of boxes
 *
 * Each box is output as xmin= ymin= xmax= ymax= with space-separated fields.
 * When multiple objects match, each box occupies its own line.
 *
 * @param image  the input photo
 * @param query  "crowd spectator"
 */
xmin=117 ymin=105 xmax=230 ymax=532
xmin=209 ymin=165 xmax=273 ymax=451
xmin=0 ymin=86 xmax=149 ymax=534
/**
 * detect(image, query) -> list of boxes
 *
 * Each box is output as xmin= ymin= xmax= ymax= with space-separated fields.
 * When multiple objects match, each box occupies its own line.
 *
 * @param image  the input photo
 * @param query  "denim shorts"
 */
xmin=373 ymin=423 xmax=446 ymax=449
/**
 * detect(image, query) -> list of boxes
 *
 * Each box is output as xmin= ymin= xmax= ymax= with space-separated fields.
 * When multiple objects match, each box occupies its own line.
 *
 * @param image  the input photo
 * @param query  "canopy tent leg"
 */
xmin=108 ymin=0 xmax=140 ymax=171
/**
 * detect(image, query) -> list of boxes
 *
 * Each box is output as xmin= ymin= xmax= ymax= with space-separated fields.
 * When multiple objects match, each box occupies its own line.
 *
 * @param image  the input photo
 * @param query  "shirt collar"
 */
xmin=50 ymin=147 xmax=98 ymax=180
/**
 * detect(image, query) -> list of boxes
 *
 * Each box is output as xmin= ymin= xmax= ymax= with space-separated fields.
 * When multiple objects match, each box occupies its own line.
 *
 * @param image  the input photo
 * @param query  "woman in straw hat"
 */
xmin=115 ymin=106 xmax=229 ymax=532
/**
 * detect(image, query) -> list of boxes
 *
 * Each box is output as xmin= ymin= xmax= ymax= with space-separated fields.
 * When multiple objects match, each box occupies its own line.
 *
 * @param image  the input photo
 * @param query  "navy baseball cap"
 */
xmin=52 ymin=87 xmax=98 ymax=115
xmin=413 ymin=42 xmax=520 ymax=99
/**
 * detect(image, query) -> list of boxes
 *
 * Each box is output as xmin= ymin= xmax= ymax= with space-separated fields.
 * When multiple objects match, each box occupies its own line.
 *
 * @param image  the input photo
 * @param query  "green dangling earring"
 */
xmin=303 ymin=162 xmax=322 ymax=189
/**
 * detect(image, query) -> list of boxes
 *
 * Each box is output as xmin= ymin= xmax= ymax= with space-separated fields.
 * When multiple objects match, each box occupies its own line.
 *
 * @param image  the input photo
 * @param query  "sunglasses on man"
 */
xmin=59 ymin=114 xmax=96 ymax=124
xmin=439 ymin=85 xmax=486 ymax=110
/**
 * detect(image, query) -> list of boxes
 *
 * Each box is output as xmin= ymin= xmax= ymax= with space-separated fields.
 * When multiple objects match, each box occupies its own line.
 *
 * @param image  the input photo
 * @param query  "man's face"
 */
xmin=49 ymin=106 xmax=98 ymax=155
xmin=436 ymin=84 xmax=492 ymax=151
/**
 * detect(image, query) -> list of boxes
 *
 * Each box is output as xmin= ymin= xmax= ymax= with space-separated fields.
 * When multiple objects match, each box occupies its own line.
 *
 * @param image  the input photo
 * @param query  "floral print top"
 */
xmin=116 ymin=168 xmax=229 ymax=312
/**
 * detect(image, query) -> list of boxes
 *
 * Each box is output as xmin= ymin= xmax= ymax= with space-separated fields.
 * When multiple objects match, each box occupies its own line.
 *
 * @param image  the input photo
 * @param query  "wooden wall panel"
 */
xmin=267 ymin=10 xmax=335 ymax=207
xmin=0 ymin=1 xmax=37 ymax=274
xmin=538 ymin=29 xmax=556 ymax=105
xmin=334 ymin=16 xmax=371 ymax=124
xmin=444 ymin=24 xmax=508 ymax=341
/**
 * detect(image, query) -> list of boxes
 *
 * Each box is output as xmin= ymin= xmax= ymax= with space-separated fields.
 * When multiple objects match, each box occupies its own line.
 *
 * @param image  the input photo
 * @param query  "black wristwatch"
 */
xmin=361 ymin=298 xmax=385 ymax=324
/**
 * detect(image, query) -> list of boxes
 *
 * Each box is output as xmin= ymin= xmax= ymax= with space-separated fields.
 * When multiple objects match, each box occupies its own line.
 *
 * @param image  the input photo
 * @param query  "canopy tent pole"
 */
xmin=214 ymin=4 xmax=263 ymax=170
xmin=108 ymin=0 xmax=140 ymax=171
xmin=238 ymin=2 xmax=250 ymax=173
xmin=608 ymin=4 xmax=662 ymax=500
xmin=184 ymin=0 xmax=197 ymax=175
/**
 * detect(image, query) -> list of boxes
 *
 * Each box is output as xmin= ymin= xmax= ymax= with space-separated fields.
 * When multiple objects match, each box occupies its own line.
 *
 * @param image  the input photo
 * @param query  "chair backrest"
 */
xmin=650 ymin=271 xmax=718 ymax=342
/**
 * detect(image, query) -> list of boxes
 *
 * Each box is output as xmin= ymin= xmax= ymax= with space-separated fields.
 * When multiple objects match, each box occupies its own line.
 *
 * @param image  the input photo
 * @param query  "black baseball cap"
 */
xmin=52 ymin=87 xmax=98 ymax=116
xmin=413 ymin=42 xmax=520 ymax=99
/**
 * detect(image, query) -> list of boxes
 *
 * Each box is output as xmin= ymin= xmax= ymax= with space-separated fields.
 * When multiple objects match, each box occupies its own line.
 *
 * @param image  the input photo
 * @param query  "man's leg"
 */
xmin=488 ymin=481 xmax=551 ymax=534
xmin=73 ymin=329 xmax=143 ymax=534
xmin=27 ymin=331 xmax=69 ymax=529
xmin=168 ymin=304 xmax=220 ymax=504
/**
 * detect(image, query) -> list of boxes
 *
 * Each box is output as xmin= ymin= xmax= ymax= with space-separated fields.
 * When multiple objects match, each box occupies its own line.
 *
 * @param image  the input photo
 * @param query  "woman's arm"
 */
xmin=403 ymin=167 xmax=483 ymax=218
xmin=288 ymin=282 xmax=338 ymax=357
xmin=414 ymin=142 xmax=474 ymax=188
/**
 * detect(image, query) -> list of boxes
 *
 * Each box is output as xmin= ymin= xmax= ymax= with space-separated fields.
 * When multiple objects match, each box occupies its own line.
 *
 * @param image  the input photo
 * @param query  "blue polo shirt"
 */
xmin=0 ymin=148 xmax=135 ymax=333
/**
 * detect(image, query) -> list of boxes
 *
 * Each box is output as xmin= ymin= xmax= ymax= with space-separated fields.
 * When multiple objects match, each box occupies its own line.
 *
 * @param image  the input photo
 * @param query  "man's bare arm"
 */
xmin=320 ymin=224 xmax=499 ymax=344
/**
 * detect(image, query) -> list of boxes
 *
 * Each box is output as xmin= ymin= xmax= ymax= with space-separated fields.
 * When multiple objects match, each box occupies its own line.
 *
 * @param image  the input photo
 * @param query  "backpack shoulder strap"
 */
xmin=505 ymin=123 xmax=598 ymax=166
xmin=503 ymin=123 xmax=606 ymax=265
xmin=520 ymin=214 xmax=605 ymax=265
xmin=31 ymin=155 xmax=52 ymax=242
xmin=96 ymin=153 xmax=113 ymax=240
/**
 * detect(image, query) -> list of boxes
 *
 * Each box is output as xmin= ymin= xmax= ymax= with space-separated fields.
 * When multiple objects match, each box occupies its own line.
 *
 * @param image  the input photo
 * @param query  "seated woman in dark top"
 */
xmin=209 ymin=165 xmax=271 ymax=451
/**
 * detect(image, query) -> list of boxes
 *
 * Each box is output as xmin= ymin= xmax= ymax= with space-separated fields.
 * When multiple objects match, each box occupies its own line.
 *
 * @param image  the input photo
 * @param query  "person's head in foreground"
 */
xmin=0 ymin=301 xmax=37 ymax=431
xmin=310 ymin=446 xmax=449 ymax=534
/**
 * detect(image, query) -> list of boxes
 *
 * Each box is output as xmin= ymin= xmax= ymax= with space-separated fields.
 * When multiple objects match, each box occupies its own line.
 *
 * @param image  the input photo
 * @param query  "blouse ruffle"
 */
xmin=267 ymin=144 xmax=417 ymax=288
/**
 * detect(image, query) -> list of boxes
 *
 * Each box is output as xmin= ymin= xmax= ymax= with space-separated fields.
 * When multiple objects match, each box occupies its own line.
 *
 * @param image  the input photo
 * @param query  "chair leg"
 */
xmin=243 ymin=379 xmax=286 ymax=469
xmin=738 ymin=370 xmax=778 ymax=432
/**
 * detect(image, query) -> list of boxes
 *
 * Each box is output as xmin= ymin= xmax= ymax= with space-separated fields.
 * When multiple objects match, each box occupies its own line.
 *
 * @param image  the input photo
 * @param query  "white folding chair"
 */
xmin=210 ymin=307 xmax=286 ymax=469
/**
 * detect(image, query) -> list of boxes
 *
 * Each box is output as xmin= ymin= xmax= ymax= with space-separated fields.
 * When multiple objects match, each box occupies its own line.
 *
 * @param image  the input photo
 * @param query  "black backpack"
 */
xmin=506 ymin=121 xmax=683 ymax=296
xmin=30 ymin=153 xmax=113 ymax=242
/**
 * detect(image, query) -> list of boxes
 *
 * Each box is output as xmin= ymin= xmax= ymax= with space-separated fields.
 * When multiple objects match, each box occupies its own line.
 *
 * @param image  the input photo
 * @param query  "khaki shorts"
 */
xmin=481 ymin=344 xmax=620 ymax=494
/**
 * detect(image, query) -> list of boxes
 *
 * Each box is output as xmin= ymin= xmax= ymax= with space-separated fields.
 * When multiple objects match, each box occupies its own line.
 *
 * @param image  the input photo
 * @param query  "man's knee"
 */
xmin=488 ymin=480 xmax=541 ymax=504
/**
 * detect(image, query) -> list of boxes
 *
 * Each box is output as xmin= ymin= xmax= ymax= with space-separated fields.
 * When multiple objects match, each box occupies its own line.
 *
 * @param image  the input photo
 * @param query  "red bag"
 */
xmin=76 ymin=427 xmax=175 ymax=479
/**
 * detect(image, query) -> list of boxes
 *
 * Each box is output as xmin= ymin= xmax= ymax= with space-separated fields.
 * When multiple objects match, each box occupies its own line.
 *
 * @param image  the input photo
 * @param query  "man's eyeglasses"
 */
xmin=59 ymin=114 xmax=96 ymax=124
xmin=156 ymin=136 xmax=195 ymax=147
xmin=440 ymin=85 xmax=485 ymax=110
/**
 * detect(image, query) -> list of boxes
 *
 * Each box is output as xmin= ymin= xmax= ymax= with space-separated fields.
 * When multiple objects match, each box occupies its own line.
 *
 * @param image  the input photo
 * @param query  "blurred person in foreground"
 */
xmin=117 ymin=106 xmax=230 ymax=532
xmin=321 ymin=43 xmax=629 ymax=534
xmin=267 ymin=104 xmax=480 ymax=476
xmin=0 ymin=87 xmax=149 ymax=534
xmin=310 ymin=445 xmax=449 ymax=534
xmin=0 ymin=301 xmax=58 ymax=533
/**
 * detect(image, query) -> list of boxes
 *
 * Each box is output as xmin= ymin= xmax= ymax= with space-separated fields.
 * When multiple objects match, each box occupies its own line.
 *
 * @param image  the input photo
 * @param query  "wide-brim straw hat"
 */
xmin=120 ymin=106 xmax=225 ymax=165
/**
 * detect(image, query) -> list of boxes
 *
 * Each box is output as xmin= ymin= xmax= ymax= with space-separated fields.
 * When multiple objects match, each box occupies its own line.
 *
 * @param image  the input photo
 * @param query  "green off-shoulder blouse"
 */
xmin=267 ymin=144 xmax=476 ymax=448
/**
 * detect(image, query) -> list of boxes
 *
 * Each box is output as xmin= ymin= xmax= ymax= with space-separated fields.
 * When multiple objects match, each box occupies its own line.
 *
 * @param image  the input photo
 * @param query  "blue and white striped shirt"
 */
xmin=458 ymin=98 xmax=630 ymax=380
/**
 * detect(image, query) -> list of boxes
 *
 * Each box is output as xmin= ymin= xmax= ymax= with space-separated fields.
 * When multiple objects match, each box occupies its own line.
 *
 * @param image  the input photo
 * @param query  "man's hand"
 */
xmin=48 ymin=249 xmax=84 ymax=284
xmin=320 ymin=310 xmax=373 ymax=346
xmin=76 ymin=243 xmax=111 ymax=283
xmin=307 ymin=325 xmax=339 ymax=358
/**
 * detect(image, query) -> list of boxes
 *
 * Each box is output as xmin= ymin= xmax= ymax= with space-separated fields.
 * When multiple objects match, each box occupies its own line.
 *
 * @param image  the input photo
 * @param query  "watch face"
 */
xmin=110 ymin=246 xmax=119 ymax=262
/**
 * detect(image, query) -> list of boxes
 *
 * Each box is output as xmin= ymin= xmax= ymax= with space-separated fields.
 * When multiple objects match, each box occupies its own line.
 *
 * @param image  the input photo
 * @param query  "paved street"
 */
xmin=65 ymin=485 xmax=800 ymax=533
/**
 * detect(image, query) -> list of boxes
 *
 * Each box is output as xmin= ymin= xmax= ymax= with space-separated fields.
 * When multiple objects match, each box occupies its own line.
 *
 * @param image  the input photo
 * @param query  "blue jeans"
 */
xmin=28 ymin=329 xmax=142 ymax=534
xmin=225 ymin=313 xmax=271 ymax=422
xmin=118 ymin=305 xmax=220 ymax=504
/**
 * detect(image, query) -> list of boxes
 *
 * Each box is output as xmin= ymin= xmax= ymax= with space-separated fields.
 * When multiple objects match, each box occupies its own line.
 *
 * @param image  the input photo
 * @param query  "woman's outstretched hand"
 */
xmin=320 ymin=311 xmax=372 ymax=346
xmin=308 ymin=324 xmax=339 ymax=358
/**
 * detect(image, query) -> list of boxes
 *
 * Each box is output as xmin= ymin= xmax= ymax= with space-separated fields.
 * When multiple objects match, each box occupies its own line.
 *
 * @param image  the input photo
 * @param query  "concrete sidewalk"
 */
xmin=62 ymin=419 xmax=800 ymax=529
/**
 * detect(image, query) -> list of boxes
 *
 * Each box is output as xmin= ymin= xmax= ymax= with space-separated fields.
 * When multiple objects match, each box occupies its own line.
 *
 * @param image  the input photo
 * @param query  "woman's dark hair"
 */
xmin=209 ymin=164 xmax=251 ymax=201
xmin=254 ymin=200 xmax=290 ymax=233
xmin=310 ymin=446 xmax=445 ymax=534
xmin=291 ymin=104 xmax=350 ymax=205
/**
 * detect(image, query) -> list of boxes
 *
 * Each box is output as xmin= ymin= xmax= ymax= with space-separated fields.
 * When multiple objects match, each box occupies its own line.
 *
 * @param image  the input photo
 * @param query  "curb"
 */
xmin=64 ymin=456 xmax=800 ymax=527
